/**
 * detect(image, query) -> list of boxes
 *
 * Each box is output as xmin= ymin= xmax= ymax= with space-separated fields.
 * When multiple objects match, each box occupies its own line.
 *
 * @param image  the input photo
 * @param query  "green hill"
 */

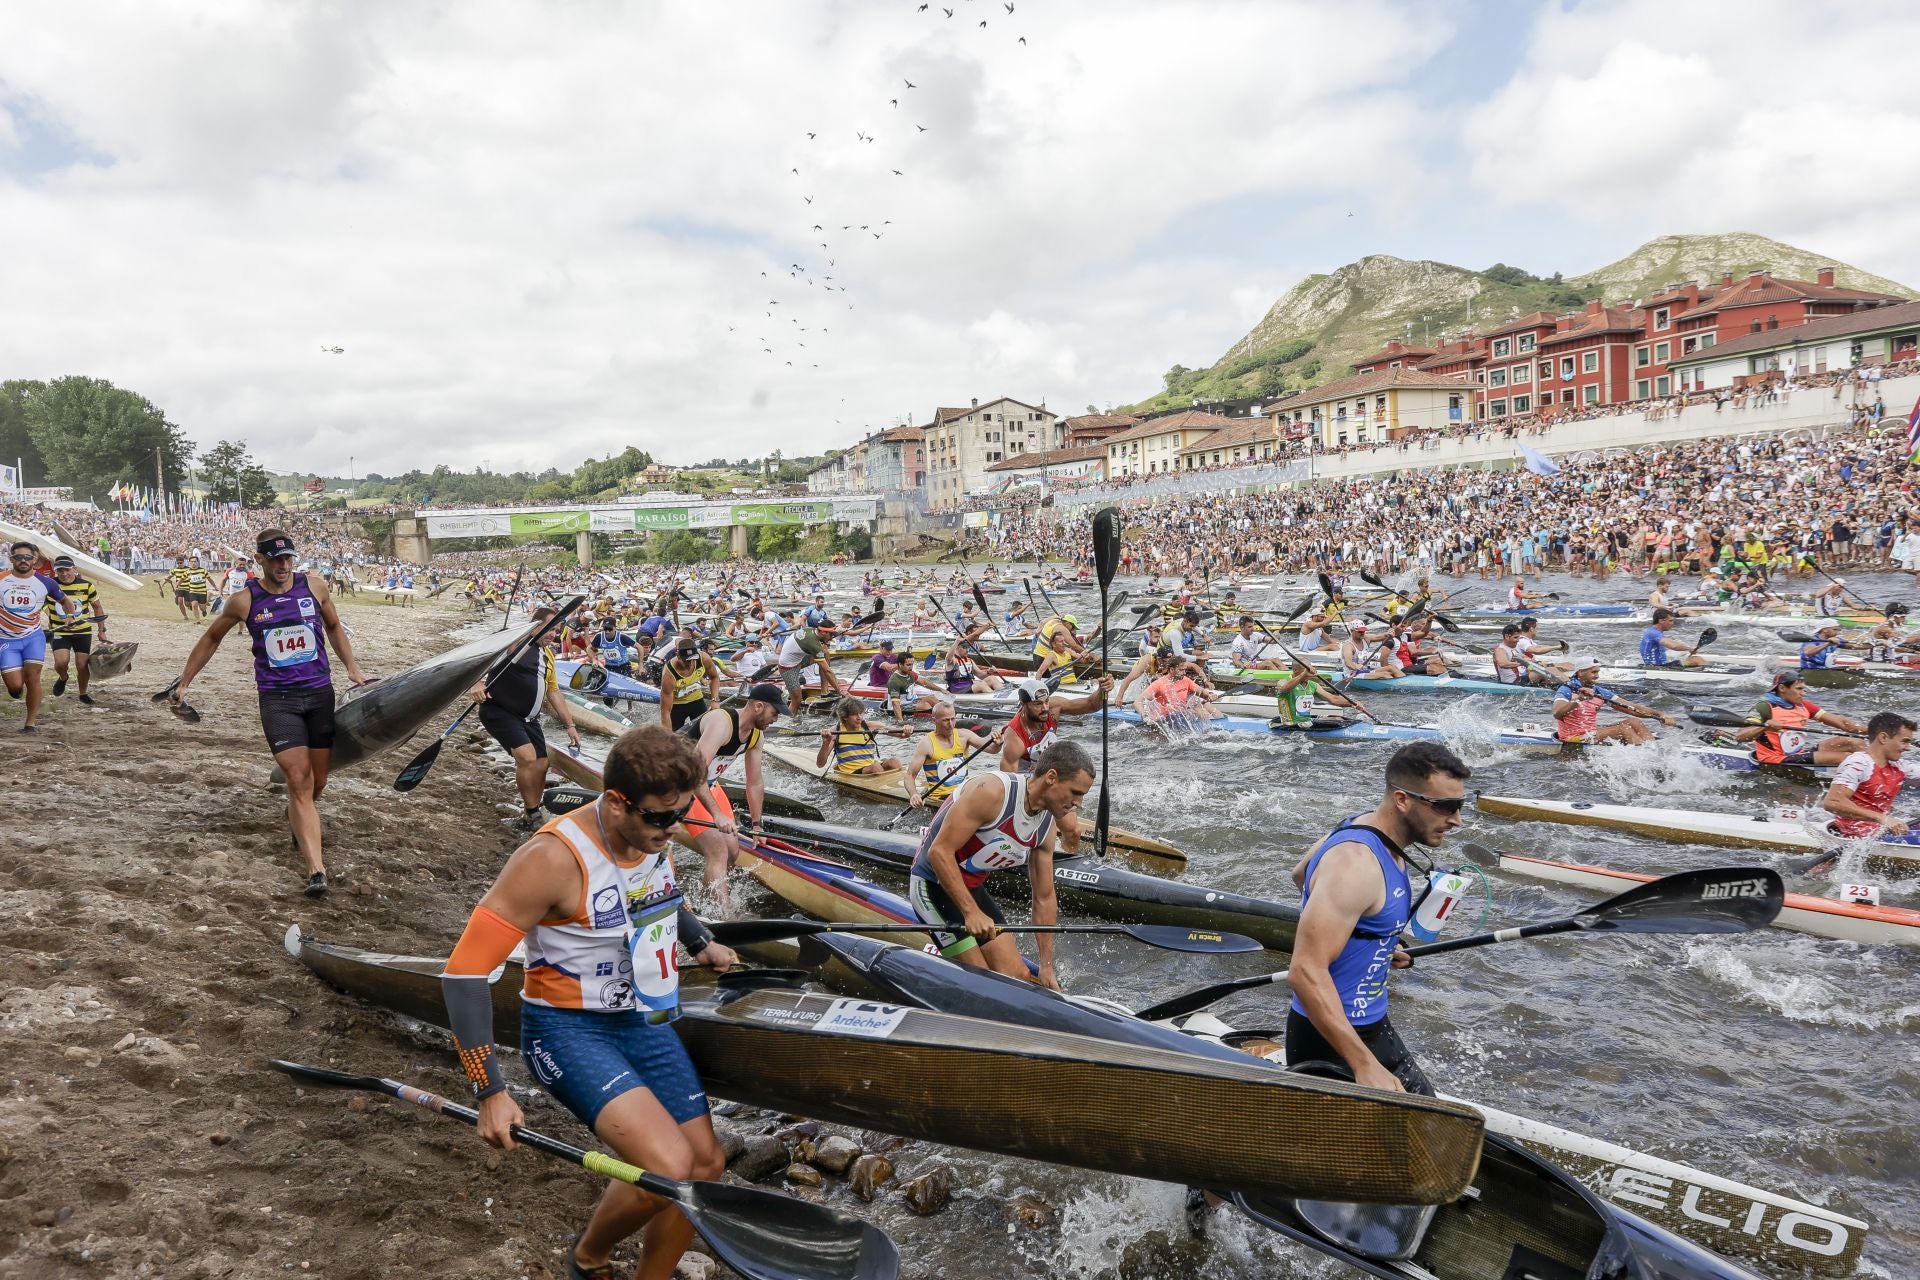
xmin=1125 ymin=233 xmax=1913 ymax=414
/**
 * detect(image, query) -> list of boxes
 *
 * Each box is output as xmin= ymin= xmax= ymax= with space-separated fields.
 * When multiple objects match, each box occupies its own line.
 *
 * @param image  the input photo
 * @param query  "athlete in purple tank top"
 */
xmin=172 ymin=528 xmax=368 ymax=897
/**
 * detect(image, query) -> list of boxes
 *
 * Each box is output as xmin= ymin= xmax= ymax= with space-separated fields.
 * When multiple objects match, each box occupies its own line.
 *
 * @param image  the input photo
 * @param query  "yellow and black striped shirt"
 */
xmin=47 ymin=577 xmax=97 ymax=635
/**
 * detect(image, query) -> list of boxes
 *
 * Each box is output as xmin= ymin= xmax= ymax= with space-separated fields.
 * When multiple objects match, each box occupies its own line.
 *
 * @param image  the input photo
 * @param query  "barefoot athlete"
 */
xmin=909 ymin=740 xmax=1094 ymax=989
xmin=677 ymin=683 xmax=783 ymax=905
xmin=3 ymin=541 xmax=75 ymax=733
xmin=441 ymin=726 xmax=738 ymax=1280
xmin=171 ymin=528 xmax=368 ymax=896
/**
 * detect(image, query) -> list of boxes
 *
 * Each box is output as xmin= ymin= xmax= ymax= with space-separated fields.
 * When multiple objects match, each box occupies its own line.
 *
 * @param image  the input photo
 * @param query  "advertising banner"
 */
xmin=687 ymin=505 xmax=733 ymax=529
xmin=830 ymin=497 xmax=878 ymax=522
xmin=591 ymin=509 xmax=639 ymax=532
xmin=0 ymin=463 xmax=15 ymax=491
xmin=732 ymin=500 xmax=831 ymax=526
xmin=629 ymin=506 xmax=691 ymax=531
xmin=423 ymin=512 xmax=513 ymax=538
xmin=508 ymin=510 xmax=592 ymax=535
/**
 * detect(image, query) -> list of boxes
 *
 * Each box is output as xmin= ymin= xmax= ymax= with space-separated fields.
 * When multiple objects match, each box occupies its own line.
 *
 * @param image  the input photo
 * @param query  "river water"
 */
xmin=644 ymin=568 xmax=1918 ymax=1277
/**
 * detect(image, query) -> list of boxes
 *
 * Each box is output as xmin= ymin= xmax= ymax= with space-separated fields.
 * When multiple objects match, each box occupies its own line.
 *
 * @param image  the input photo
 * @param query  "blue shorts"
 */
xmin=0 ymin=630 xmax=47 ymax=673
xmin=520 ymin=1002 xmax=708 ymax=1129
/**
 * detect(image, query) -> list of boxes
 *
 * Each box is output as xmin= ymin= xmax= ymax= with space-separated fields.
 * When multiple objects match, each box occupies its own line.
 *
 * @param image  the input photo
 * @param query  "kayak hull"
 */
xmin=327 ymin=620 xmax=544 ymax=771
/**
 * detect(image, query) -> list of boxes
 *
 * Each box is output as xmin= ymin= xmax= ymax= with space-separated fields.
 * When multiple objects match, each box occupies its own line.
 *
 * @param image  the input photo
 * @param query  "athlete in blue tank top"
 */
xmin=1638 ymin=608 xmax=1705 ymax=668
xmin=1287 ymin=742 xmax=1471 ymax=1095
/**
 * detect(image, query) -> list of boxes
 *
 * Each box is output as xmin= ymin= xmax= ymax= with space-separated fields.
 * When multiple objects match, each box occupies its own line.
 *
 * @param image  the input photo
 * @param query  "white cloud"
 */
xmin=0 ymin=0 xmax=1447 ymax=474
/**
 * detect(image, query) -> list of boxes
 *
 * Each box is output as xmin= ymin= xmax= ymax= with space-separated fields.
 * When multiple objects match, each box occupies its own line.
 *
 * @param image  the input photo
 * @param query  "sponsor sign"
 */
xmin=0 ymin=463 xmax=16 ymax=491
xmin=687 ymin=505 xmax=732 ymax=529
xmin=628 ymin=506 xmax=691 ymax=531
xmin=423 ymin=512 xmax=513 ymax=538
xmin=731 ymin=500 xmax=832 ymax=526
xmin=509 ymin=510 xmax=592 ymax=535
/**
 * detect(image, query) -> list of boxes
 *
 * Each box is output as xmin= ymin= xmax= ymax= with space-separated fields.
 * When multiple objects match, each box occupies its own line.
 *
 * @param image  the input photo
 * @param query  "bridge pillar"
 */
xmin=391 ymin=516 xmax=432 ymax=564
xmin=576 ymin=530 xmax=594 ymax=568
xmin=730 ymin=525 xmax=750 ymax=558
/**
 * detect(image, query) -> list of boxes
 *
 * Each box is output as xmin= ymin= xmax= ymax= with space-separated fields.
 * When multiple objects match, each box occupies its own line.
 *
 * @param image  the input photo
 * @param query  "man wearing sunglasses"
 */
xmin=442 ymin=725 xmax=736 ymax=1280
xmin=1552 ymin=656 xmax=1673 ymax=746
xmin=1287 ymin=742 xmax=1471 ymax=1095
xmin=2 ymin=541 xmax=74 ymax=733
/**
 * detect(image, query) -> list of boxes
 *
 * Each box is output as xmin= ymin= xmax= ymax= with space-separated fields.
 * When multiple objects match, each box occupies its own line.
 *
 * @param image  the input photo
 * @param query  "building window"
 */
xmin=1654 ymin=342 xmax=1671 ymax=363
xmin=1492 ymin=338 xmax=1511 ymax=358
xmin=1582 ymin=351 xmax=1599 ymax=373
xmin=1490 ymin=400 xmax=1508 ymax=418
xmin=1635 ymin=379 xmax=1650 ymax=399
xmin=1517 ymin=335 xmax=1536 ymax=353
xmin=1655 ymin=375 xmax=1671 ymax=396
xmin=1698 ymin=333 xmax=1715 ymax=351
xmin=1583 ymin=384 xmax=1600 ymax=405
xmin=1560 ymin=356 xmax=1576 ymax=380
xmin=1512 ymin=364 xmax=1531 ymax=384
xmin=1636 ymin=346 xmax=1651 ymax=367
xmin=1513 ymin=395 xmax=1531 ymax=413
xmin=1561 ymin=389 xmax=1575 ymax=404
xmin=1488 ymin=369 xmax=1508 ymax=388
xmin=1654 ymin=307 xmax=1671 ymax=330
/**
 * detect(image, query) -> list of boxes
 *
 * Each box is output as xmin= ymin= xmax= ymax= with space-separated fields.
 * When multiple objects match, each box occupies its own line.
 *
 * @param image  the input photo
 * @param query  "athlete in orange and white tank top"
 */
xmin=521 ymin=809 xmax=684 ymax=1015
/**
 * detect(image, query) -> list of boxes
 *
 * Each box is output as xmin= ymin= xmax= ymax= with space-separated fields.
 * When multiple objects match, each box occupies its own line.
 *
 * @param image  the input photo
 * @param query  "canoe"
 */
xmin=85 ymin=641 xmax=138 ymax=680
xmin=766 ymin=932 xmax=1795 ymax=1279
xmin=555 ymin=660 xmax=659 ymax=703
xmin=284 ymin=928 xmax=1484 ymax=1206
xmin=755 ymin=815 xmax=1302 ymax=952
xmin=558 ymin=687 xmax=639 ymax=737
xmin=1470 ymin=846 xmax=1920 ymax=947
xmin=758 ymin=742 xmax=1191 ymax=866
xmin=1454 ymin=603 xmax=1637 ymax=618
xmin=0 ymin=516 xmax=143 ymax=592
xmin=321 ymin=620 xmax=545 ymax=772
xmin=1475 ymin=794 xmax=1920 ymax=876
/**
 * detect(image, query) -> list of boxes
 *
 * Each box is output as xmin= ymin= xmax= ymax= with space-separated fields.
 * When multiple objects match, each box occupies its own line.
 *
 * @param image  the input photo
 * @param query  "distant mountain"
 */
xmin=1126 ymin=233 xmax=1913 ymax=413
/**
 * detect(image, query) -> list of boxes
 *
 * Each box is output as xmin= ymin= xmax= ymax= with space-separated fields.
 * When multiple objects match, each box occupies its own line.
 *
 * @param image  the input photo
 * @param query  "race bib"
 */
xmin=933 ymin=756 xmax=967 ymax=783
xmin=625 ymin=889 xmax=683 ymax=1014
xmin=1777 ymin=730 xmax=1808 ymax=756
xmin=1839 ymin=883 xmax=1881 ymax=907
xmin=1 ymin=585 xmax=36 ymax=613
xmin=265 ymin=624 xmax=319 ymax=668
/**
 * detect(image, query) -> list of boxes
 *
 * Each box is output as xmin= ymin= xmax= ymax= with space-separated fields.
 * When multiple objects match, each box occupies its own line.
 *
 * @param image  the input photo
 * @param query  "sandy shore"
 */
xmin=0 ymin=586 xmax=616 ymax=1278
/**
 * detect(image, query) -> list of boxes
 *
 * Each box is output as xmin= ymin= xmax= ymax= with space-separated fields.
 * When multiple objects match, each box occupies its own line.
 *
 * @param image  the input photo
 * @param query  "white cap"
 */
xmin=1015 ymin=677 xmax=1048 ymax=702
xmin=1573 ymin=655 xmax=1602 ymax=672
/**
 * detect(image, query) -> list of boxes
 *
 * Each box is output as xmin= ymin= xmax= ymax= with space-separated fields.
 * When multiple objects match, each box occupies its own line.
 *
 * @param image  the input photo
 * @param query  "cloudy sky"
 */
xmin=4 ymin=0 xmax=1918 ymax=477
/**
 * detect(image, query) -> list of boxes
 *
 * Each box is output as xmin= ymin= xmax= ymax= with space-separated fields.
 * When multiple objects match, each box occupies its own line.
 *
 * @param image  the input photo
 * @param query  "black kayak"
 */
xmin=755 ymin=931 xmax=1763 ymax=1280
xmin=755 ymin=815 xmax=1301 ymax=951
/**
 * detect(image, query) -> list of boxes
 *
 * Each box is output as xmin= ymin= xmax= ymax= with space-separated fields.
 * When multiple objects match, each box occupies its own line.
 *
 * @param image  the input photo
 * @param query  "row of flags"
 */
xmin=108 ymin=482 xmax=242 ymax=516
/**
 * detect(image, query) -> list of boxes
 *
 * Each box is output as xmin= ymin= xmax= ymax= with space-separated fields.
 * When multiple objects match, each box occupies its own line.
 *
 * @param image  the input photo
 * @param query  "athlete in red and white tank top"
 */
xmin=1823 ymin=716 xmax=1920 ymax=840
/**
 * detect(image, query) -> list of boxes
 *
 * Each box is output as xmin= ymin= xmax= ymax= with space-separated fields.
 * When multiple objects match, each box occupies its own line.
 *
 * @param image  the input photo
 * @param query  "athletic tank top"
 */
xmin=681 ymin=707 xmax=760 ymax=783
xmin=520 ymin=811 xmax=681 ymax=1015
xmin=1288 ymin=818 xmax=1411 ymax=1027
xmin=667 ymin=659 xmax=707 ymax=705
xmin=46 ymin=577 xmax=96 ymax=635
xmin=245 ymin=574 xmax=332 ymax=691
xmin=910 ymin=772 xmax=1055 ymax=889
xmin=1006 ymin=712 xmax=1058 ymax=772
xmin=920 ymin=731 xmax=970 ymax=803
xmin=831 ymin=725 xmax=881 ymax=774
xmin=1553 ymin=682 xmax=1616 ymax=743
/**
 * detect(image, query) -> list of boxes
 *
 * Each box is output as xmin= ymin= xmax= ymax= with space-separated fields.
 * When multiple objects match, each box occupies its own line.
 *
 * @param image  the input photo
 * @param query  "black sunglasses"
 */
xmin=1398 ymin=788 xmax=1466 ymax=816
xmin=607 ymin=790 xmax=693 ymax=830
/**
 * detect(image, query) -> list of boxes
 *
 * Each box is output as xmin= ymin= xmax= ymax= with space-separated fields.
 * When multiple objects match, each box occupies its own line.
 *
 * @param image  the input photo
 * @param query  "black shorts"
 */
xmin=49 ymin=633 xmax=93 ymax=654
xmin=186 ymin=592 xmax=207 ymax=605
xmin=1774 ymin=748 xmax=1818 ymax=767
xmin=478 ymin=700 xmax=548 ymax=757
xmin=1284 ymin=1007 xmax=1434 ymax=1096
xmin=907 ymin=875 xmax=1006 ymax=958
xmin=669 ymin=697 xmax=708 ymax=732
xmin=259 ymin=686 xmax=337 ymax=755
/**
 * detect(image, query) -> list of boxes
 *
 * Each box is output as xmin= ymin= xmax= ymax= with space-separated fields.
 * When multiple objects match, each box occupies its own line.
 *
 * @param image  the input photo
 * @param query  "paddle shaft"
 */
xmin=498 ymin=563 xmax=525 ymax=633
xmin=711 ymin=918 xmax=1253 ymax=951
xmin=1093 ymin=508 xmax=1119 ymax=859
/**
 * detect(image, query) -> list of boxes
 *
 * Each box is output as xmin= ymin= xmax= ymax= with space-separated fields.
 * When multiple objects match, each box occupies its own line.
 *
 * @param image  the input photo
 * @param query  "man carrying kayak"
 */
xmin=904 ymin=699 xmax=995 ymax=810
xmin=471 ymin=603 xmax=581 ymax=831
xmin=1552 ymin=656 xmax=1673 ymax=746
xmin=908 ymin=740 xmax=1095 ymax=988
xmin=679 ymin=683 xmax=783 ymax=904
xmin=1819 ymin=711 xmax=1920 ymax=851
xmin=1288 ymin=742 xmax=1471 ymax=1093
xmin=171 ymin=527 xmax=369 ymax=896
xmin=441 ymin=725 xmax=737 ymax=1280
xmin=1736 ymin=669 xmax=1867 ymax=768
xmin=1638 ymin=608 xmax=1709 ymax=669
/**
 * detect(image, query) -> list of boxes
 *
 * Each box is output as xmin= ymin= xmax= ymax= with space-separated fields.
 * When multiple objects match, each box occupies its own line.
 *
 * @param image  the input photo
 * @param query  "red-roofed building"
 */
xmin=1351 ymin=340 xmax=1438 ymax=374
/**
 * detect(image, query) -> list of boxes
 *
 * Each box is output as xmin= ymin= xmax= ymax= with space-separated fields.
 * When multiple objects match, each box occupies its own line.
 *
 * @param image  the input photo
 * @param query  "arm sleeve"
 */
xmin=440 ymin=905 xmax=527 ymax=1100
xmin=678 ymin=908 xmax=713 ymax=956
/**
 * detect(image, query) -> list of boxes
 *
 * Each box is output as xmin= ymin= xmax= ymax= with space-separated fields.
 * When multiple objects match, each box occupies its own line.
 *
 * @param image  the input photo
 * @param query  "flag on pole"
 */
xmin=1519 ymin=443 xmax=1561 ymax=477
xmin=1905 ymin=396 xmax=1920 ymax=464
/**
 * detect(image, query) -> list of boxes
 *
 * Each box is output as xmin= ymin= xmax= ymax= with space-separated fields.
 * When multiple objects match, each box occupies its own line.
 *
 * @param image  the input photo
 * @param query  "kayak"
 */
xmin=284 ymin=928 xmax=1485 ymax=1207
xmin=1475 ymin=794 xmax=1920 ymax=876
xmin=555 ymin=660 xmax=659 ymax=703
xmin=324 ymin=620 xmax=546 ymax=772
xmin=1454 ymin=603 xmax=1637 ymax=618
xmin=754 ymin=815 xmax=1302 ymax=951
xmin=733 ymin=831 xmax=939 ymax=951
xmin=758 ymin=742 xmax=1191 ymax=866
xmin=84 ymin=640 xmax=139 ymax=680
xmin=558 ymin=687 xmax=639 ymax=737
xmin=1469 ymin=845 xmax=1920 ymax=947
xmin=756 ymin=932 xmax=1802 ymax=1278
xmin=0 ymin=516 xmax=143 ymax=592
xmin=1345 ymin=672 xmax=1540 ymax=695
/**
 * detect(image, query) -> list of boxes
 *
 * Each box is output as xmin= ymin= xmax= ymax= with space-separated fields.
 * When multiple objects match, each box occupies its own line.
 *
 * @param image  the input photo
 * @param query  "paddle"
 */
xmin=1133 ymin=865 xmax=1785 ymax=1022
xmin=1360 ymin=570 xmax=1460 ymax=633
xmin=541 ymin=784 xmax=597 ymax=815
xmin=269 ymin=1061 xmax=899 ymax=1280
xmin=1809 ymin=562 xmax=1878 ymax=614
xmin=709 ymin=917 xmax=1261 ymax=954
xmin=1093 ymin=507 xmax=1120 ymax=859
xmin=393 ymin=595 xmax=585 ymax=792
xmin=150 ymin=675 xmax=201 ymax=722
xmin=497 ymin=563 xmax=524 ymax=633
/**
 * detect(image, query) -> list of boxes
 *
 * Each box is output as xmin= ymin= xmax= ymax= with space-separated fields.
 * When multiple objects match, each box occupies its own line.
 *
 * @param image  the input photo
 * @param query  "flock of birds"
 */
xmin=731 ymin=0 xmax=1032 ymax=420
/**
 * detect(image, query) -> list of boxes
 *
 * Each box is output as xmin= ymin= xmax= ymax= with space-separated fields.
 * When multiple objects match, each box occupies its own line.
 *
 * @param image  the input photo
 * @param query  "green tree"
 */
xmin=24 ymin=376 xmax=192 ymax=502
xmin=652 ymin=530 xmax=711 ymax=564
xmin=0 ymin=380 xmax=46 ymax=485
xmin=750 ymin=523 xmax=801 ymax=559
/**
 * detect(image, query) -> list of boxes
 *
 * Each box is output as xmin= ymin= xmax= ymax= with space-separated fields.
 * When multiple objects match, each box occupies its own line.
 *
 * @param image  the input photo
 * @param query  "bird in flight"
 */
xmin=1018 ymin=35 xmax=1026 ymax=44
xmin=856 ymin=131 xmax=868 ymax=142
xmin=891 ymin=169 xmax=903 ymax=176
xmin=943 ymin=7 xmax=953 ymax=16
xmin=905 ymin=79 xmax=917 ymax=89
xmin=812 ymin=224 xmax=822 ymax=231
xmin=1005 ymin=1 xmax=1014 ymax=10
xmin=804 ymin=195 xmax=813 ymax=204
xmin=727 ymin=324 xmax=735 ymax=331
xmin=890 ymin=98 xmax=898 ymax=108
xmin=979 ymin=19 xmax=986 ymax=27
xmin=916 ymin=123 xmax=928 ymax=132
xmin=806 ymin=132 xmax=816 ymax=139
xmin=321 ymin=345 xmax=344 ymax=354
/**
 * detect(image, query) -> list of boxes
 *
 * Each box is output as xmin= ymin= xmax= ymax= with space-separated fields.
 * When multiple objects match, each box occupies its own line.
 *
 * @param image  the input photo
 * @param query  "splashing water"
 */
xmin=1685 ymin=939 xmax=1920 ymax=1030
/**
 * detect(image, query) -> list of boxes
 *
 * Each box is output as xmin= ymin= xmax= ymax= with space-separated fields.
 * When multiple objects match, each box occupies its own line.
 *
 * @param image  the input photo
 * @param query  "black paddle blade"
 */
xmin=569 ymin=665 xmax=609 ymax=693
xmin=1578 ymin=867 xmax=1784 ymax=934
xmin=1777 ymin=630 xmax=1817 ymax=644
xmin=1093 ymin=507 xmax=1120 ymax=587
xmin=171 ymin=701 xmax=202 ymax=724
xmin=1359 ymin=570 xmax=1386 ymax=589
xmin=1318 ymin=571 xmax=1336 ymax=602
xmin=391 ymin=740 xmax=444 ymax=792
xmin=681 ymin=1181 xmax=901 ymax=1280
xmin=271 ymin=1059 xmax=397 ymax=1095
xmin=1125 ymin=924 xmax=1261 ymax=954
xmin=1282 ymin=594 xmax=1315 ymax=623
xmin=1686 ymin=705 xmax=1745 ymax=729
xmin=542 ymin=784 xmax=598 ymax=815
xmin=151 ymin=677 xmax=181 ymax=703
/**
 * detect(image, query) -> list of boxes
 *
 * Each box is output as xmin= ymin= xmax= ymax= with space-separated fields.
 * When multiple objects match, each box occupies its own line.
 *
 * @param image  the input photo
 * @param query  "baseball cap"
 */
xmin=1573 ymin=655 xmax=1602 ymax=672
xmin=256 ymin=533 xmax=297 ymax=558
xmin=1015 ymin=677 xmax=1048 ymax=703
xmin=52 ymin=555 xmax=75 ymax=569
xmin=745 ymin=684 xmax=786 ymax=714
xmin=1062 ymin=614 xmax=1079 ymax=628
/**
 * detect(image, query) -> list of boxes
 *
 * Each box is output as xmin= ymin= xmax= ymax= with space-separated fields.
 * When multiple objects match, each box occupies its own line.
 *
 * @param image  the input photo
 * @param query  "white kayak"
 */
xmin=0 ymin=516 xmax=143 ymax=592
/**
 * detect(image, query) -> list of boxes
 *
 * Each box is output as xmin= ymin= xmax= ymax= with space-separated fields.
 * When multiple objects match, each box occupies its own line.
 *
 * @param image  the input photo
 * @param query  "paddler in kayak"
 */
xmin=1030 ymin=611 xmax=1089 ymax=678
xmin=815 ymin=696 xmax=903 ymax=777
xmin=1735 ymin=669 xmax=1867 ymax=768
xmin=1639 ymin=608 xmax=1710 ymax=669
xmin=1141 ymin=657 xmax=1222 ymax=723
xmin=1506 ymin=576 xmax=1549 ymax=610
xmin=1267 ymin=658 xmax=1354 ymax=729
xmin=440 ymin=725 xmax=737 ymax=1280
xmin=904 ymin=698 xmax=996 ymax=810
xmin=170 ymin=528 xmax=369 ymax=896
xmin=1552 ymin=656 xmax=1674 ymax=746
xmin=1289 ymin=743 xmax=1471 ymax=1093
xmin=1228 ymin=615 xmax=1284 ymax=671
xmin=1339 ymin=620 xmax=1402 ymax=680
xmin=909 ymin=740 xmax=1094 ymax=988
xmin=1818 ymin=711 xmax=1920 ymax=857
xmin=678 ymin=683 xmax=783 ymax=905
xmin=1796 ymin=623 xmax=1870 ymax=671
xmin=471 ymin=603 xmax=582 ymax=831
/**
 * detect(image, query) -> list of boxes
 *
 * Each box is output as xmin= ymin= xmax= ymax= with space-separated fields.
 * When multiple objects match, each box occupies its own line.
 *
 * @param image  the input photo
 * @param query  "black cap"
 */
xmin=52 ymin=555 xmax=76 ymax=569
xmin=745 ymin=684 xmax=785 ymax=715
xmin=257 ymin=534 xmax=296 ymax=558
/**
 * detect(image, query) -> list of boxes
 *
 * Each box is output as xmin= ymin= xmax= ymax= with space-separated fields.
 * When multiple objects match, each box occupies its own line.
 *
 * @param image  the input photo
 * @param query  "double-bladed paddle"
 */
xmin=393 ymin=594 xmax=585 ymax=792
xmin=497 ymin=562 xmax=524 ymax=633
xmin=269 ymin=1060 xmax=900 ymax=1280
xmin=1134 ymin=865 xmax=1784 ymax=1022
xmin=1686 ymin=704 xmax=1858 ymax=738
xmin=1093 ymin=507 xmax=1120 ymax=859
xmin=1359 ymin=570 xmax=1460 ymax=633
xmin=709 ymin=917 xmax=1261 ymax=954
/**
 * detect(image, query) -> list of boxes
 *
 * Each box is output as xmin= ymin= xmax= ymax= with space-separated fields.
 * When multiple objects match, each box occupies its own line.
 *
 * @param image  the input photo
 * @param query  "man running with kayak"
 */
xmin=171 ymin=528 xmax=369 ymax=896
xmin=472 ymin=603 xmax=582 ymax=831
xmin=1819 ymin=711 xmax=1920 ymax=852
xmin=678 ymin=683 xmax=783 ymax=904
xmin=1639 ymin=608 xmax=1709 ymax=669
xmin=441 ymin=725 xmax=738 ymax=1280
xmin=909 ymin=740 xmax=1094 ymax=989
xmin=1288 ymin=742 xmax=1471 ymax=1093
xmin=1736 ymin=669 xmax=1867 ymax=768
xmin=1552 ymin=656 xmax=1674 ymax=745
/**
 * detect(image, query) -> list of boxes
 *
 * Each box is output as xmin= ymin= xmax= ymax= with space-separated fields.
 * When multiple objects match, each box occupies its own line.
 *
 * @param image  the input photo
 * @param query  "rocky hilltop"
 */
xmin=1129 ymin=233 xmax=1912 ymax=413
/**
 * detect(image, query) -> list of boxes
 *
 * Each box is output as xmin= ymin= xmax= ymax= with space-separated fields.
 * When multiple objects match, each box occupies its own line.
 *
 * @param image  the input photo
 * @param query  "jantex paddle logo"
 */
xmin=1700 ymin=877 xmax=1771 ymax=900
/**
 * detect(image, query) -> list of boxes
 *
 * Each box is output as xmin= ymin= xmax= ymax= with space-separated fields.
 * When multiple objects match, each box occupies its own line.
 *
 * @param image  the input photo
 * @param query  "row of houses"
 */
xmin=806 ymin=267 xmax=1920 ymax=508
